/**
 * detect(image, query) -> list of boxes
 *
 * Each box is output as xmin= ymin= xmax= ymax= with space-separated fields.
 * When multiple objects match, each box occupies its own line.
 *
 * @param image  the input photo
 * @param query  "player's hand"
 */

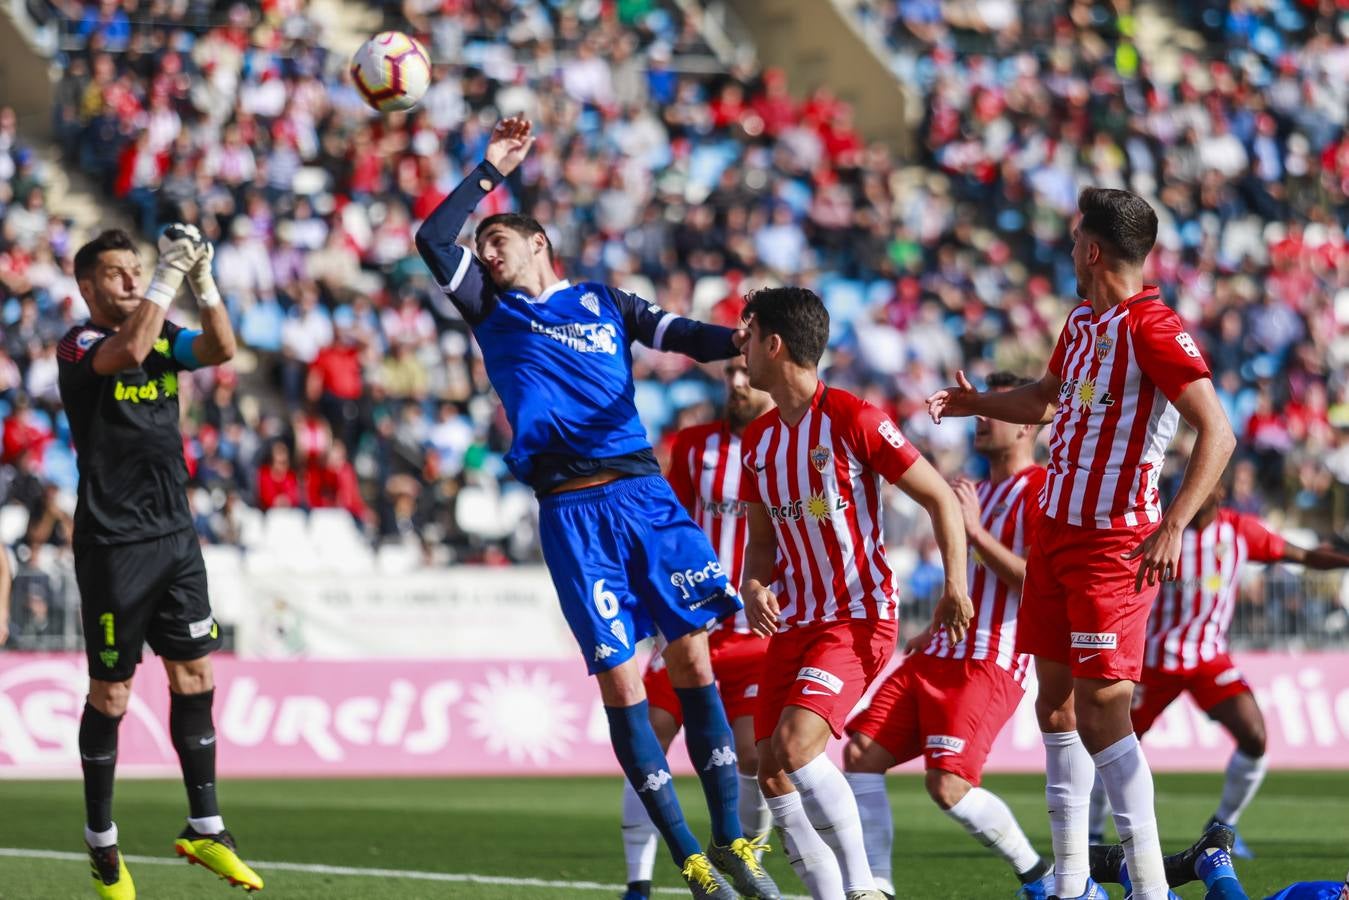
xmin=1125 ymin=522 xmax=1183 ymax=593
xmin=931 ymin=583 xmax=973 ymax=645
xmin=743 ymin=579 xmax=780 ymax=638
xmin=950 ymin=477 xmax=983 ymax=536
xmin=484 ymin=114 xmax=535 ymax=177
xmin=731 ymin=328 xmax=749 ymax=351
xmin=188 ymin=238 xmax=222 ymax=308
xmin=145 ymin=225 xmax=206 ymax=309
xmin=926 ymin=370 xmax=978 ymax=424
xmin=904 ymin=624 xmax=934 ymax=654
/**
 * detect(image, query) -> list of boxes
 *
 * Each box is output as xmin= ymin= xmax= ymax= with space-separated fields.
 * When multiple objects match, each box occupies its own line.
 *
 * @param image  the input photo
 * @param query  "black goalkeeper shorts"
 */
xmin=75 ymin=527 xmax=221 ymax=682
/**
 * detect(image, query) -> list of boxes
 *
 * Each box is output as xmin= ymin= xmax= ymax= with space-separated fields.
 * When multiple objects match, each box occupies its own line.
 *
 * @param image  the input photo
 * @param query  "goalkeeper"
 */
xmin=58 ymin=226 xmax=262 ymax=898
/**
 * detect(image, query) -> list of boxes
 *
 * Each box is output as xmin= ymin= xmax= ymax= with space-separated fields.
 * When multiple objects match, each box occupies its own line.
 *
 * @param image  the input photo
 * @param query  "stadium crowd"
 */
xmin=0 ymin=0 xmax=1347 ymax=643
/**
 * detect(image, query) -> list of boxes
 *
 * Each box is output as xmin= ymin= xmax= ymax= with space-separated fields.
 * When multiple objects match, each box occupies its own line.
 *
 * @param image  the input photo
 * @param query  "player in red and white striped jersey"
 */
xmin=738 ymin=286 xmax=970 ymax=900
xmin=845 ymin=372 xmax=1055 ymax=900
xmin=619 ymin=357 xmax=775 ymax=900
xmin=1087 ymin=479 xmax=1349 ymax=859
xmin=928 ymin=188 xmax=1236 ymax=900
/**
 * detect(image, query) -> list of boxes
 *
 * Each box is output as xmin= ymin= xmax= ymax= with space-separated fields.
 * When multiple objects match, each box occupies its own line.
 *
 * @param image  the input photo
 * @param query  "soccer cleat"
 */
xmin=1207 ymin=816 xmax=1254 ymax=859
xmin=621 ymin=883 xmax=652 ymax=900
xmin=1164 ymin=822 xmax=1237 ymax=886
xmin=843 ymin=891 xmax=889 ymax=899
xmin=87 ymin=843 xmax=135 ymax=899
xmin=707 ymin=836 xmax=780 ymax=898
xmin=680 ymin=852 xmax=734 ymax=897
xmin=1049 ymin=878 xmax=1111 ymax=900
xmin=174 ymin=827 xmax=264 ymax=892
xmin=1089 ymin=840 xmax=1126 ymax=885
xmin=1196 ymin=847 xmax=1238 ymax=884
xmin=1017 ymin=870 xmax=1056 ymax=900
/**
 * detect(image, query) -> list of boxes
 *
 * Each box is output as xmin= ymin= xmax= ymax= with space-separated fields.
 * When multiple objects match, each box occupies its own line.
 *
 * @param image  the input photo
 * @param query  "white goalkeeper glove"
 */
xmin=188 ymin=240 xmax=222 ymax=308
xmin=145 ymin=224 xmax=205 ymax=310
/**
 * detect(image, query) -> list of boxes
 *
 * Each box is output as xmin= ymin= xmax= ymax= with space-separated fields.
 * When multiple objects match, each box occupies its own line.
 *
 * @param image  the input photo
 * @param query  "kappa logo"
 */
xmin=878 ymin=420 xmax=906 ymax=449
xmin=593 ymin=644 xmax=618 ymax=662
xmin=580 ymin=292 xmax=601 ymax=316
xmin=1175 ymin=332 xmax=1201 ymax=358
xmin=796 ymin=666 xmax=843 ymax=693
xmin=703 ymin=746 xmax=737 ymax=771
xmin=1070 ymin=631 xmax=1118 ymax=649
xmin=925 ymin=735 xmax=966 ymax=754
xmin=637 ymin=768 xmax=674 ymax=793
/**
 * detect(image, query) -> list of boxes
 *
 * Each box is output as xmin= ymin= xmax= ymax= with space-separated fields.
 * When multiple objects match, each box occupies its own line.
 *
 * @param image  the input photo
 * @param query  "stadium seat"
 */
xmin=0 ymin=505 xmax=30 ymax=546
xmin=455 ymin=483 xmax=532 ymax=542
xmin=376 ymin=541 xmax=422 ymax=575
xmin=308 ymin=508 xmax=375 ymax=573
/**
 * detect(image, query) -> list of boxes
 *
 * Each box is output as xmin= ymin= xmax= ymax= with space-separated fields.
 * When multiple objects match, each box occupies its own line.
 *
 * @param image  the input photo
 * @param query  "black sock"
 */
xmin=1019 ymin=856 xmax=1053 ymax=885
xmin=626 ymin=880 xmax=652 ymax=898
xmin=170 ymin=689 xmax=219 ymax=820
xmin=80 ymin=702 xmax=122 ymax=833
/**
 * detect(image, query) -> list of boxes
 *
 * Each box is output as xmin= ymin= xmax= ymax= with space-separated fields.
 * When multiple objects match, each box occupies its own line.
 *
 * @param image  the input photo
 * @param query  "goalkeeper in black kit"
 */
xmin=58 ymin=226 xmax=263 ymax=898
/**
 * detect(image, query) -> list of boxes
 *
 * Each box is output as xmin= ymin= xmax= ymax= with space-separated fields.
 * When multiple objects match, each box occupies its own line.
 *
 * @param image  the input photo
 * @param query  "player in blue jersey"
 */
xmin=414 ymin=116 xmax=779 ymax=900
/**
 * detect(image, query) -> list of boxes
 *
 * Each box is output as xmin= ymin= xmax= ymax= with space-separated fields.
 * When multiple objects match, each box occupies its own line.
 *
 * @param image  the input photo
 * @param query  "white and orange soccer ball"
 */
xmin=350 ymin=31 xmax=432 ymax=113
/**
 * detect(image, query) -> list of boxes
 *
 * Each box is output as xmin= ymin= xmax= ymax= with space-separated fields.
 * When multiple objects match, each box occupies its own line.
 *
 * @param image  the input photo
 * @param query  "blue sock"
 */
xmin=1197 ymin=849 xmax=1249 ymax=900
xmin=606 ymin=702 xmax=701 ymax=865
xmin=674 ymin=684 xmax=741 ymax=847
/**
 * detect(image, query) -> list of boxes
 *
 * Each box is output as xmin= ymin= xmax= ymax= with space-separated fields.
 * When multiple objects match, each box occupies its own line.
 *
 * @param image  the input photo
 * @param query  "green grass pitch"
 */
xmin=2 ymin=772 xmax=1344 ymax=898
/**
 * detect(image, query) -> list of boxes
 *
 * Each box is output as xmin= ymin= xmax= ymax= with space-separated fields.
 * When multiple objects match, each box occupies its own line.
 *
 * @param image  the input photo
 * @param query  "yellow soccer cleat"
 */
xmin=174 ymin=827 xmax=264 ymax=892
xmin=87 ymin=842 xmax=135 ymax=899
xmin=680 ymin=851 xmax=734 ymax=897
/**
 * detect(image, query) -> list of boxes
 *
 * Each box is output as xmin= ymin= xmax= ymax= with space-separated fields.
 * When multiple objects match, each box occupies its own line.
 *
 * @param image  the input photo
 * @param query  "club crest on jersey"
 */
xmin=610 ymin=619 xmax=630 ymax=649
xmin=1096 ymin=335 xmax=1113 ymax=362
xmin=810 ymin=444 xmax=832 ymax=472
xmin=580 ymin=292 xmax=600 ymax=316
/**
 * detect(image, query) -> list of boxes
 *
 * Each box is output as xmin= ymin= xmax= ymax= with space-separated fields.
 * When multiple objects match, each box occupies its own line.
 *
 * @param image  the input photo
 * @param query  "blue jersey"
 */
xmin=415 ymin=161 xmax=738 ymax=489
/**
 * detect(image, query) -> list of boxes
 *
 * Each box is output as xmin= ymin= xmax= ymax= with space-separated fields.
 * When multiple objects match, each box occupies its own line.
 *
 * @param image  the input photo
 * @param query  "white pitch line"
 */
xmin=0 ymin=847 xmax=809 ymax=898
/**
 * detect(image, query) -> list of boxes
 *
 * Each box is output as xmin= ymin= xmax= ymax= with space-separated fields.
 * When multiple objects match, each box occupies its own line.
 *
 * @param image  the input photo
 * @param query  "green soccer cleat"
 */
xmin=174 ymin=826 xmax=264 ymax=892
xmin=681 ymin=852 xmax=735 ymax=897
xmin=87 ymin=842 xmax=135 ymax=900
xmin=707 ymin=835 xmax=781 ymax=898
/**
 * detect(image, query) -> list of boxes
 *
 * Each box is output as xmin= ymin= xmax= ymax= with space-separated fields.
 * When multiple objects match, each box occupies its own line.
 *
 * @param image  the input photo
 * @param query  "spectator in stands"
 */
xmin=305 ymin=440 xmax=371 ymax=529
xmin=307 ymin=321 xmax=370 ymax=453
xmin=256 ymin=440 xmax=301 ymax=511
xmin=2 ymin=395 xmax=52 ymax=467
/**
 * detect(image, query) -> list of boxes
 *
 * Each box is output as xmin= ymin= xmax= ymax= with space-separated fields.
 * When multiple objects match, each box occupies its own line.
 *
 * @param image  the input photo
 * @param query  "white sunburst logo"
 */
xmin=462 ymin=667 xmax=580 ymax=766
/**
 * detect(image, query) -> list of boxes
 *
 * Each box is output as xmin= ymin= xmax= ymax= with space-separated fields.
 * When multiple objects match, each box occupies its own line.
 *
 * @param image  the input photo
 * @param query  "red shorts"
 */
xmin=754 ymin=619 xmax=897 ymax=743
xmin=644 ymin=632 xmax=768 ymax=726
xmin=846 ymin=654 xmax=1024 ymax=786
xmin=1017 ymin=515 xmax=1158 ymax=681
xmin=1131 ymin=652 xmax=1253 ymax=735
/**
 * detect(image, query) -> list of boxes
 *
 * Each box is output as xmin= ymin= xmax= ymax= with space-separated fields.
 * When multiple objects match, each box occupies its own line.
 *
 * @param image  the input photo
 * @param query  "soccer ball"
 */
xmin=350 ymin=31 xmax=431 ymax=113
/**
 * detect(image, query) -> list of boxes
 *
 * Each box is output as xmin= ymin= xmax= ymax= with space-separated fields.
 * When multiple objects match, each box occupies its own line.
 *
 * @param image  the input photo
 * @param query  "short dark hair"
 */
xmin=741 ymin=286 xmax=829 ymax=367
xmin=474 ymin=213 xmax=554 ymax=262
xmin=1078 ymin=187 xmax=1158 ymax=265
xmin=986 ymin=371 xmax=1036 ymax=390
xmin=74 ymin=229 xmax=138 ymax=281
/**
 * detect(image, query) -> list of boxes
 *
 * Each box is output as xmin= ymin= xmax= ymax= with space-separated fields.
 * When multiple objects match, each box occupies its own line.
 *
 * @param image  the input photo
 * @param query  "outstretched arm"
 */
xmin=927 ymin=369 xmax=1061 ymax=425
xmin=618 ymin=291 xmax=747 ymax=362
xmin=1282 ymin=544 xmax=1349 ymax=569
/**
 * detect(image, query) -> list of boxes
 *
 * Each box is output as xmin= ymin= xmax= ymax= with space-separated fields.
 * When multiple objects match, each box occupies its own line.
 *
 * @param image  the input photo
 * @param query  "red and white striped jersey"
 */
xmin=1041 ymin=287 xmax=1211 ymax=529
xmin=1144 ymin=508 xmax=1285 ymax=672
xmin=922 ymin=465 xmax=1044 ymax=683
xmin=741 ymin=383 xmax=920 ymax=630
xmin=667 ymin=421 xmax=753 ymax=638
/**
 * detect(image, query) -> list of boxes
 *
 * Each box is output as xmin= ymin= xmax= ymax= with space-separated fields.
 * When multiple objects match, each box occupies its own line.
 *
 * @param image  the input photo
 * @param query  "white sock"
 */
xmin=620 ymin=780 xmax=659 ymax=883
xmin=738 ymin=772 xmax=772 ymax=842
xmin=945 ymin=786 xmax=1043 ymax=877
xmin=85 ymin=823 xmax=118 ymax=848
xmin=187 ymin=815 xmax=225 ymax=836
xmin=845 ymin=772 xmax=893 ymax=892
xmin=1093 ymin=734 xmax=1167 ymax=900
xmin=1215 ymin=750 xmax=1267 ymax=825
xmin=1088 ymin=772 xmax=1111 ymax=840
xmin=786 ymin=754 xmax=875 ymax=892
xmin=766 ymin=789 xmax=845 ymax=899
xmin=1043 ymin=730 xmax=1094 ymax=898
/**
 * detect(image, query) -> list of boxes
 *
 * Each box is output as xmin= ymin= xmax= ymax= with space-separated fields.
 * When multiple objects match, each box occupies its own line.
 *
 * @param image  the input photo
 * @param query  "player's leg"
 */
xmin=732 ymin=716 xmax=771 ymax=845
xmin=842 ymin=734 xmax=899 ymax=898
xmin=759 ymin=735 xmax=845 ymax=899
xmin=714 ymin=637 xmax=771 ymax=845
xmin=1200 ymin=669 xmax=1267 ymax=858
xmin=1035 ymin=657 xmax=1101 ymax=899
xmin=621 ymin=700 xmax=680 ymax=900
xmin=151 ymin=530 xmax=259 ymax=892
xmin=83 ymin=676 xmax=136 ymax=899
xmin=926 ymin=771 xmax=1052 ymax=898
xmin=1090 ymin=672 xmax=1181 ymax=842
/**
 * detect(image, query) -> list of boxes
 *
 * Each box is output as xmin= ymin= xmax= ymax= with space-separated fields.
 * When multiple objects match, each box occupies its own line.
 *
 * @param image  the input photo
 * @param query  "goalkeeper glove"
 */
xmin=145 ymin=224 xmax=205 ymax=310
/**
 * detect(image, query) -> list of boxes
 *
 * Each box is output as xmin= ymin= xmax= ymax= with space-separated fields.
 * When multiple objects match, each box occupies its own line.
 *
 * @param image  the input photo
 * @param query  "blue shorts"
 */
xmin=538 ymin=474 xmax=742 ymax=674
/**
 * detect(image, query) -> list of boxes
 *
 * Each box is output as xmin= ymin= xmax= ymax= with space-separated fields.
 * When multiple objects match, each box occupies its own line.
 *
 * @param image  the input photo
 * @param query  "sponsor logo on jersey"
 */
xmin=698 ymin=497 xmax=747 ymax=519
xmin=637 ymin=768 xmax=674 ymax=793
xmin=1096 ymin=335 xmax=1113 ymax=362
xmin=1215 ymin=667 xmax=1244 ymax=687
xmin=113 ymin=372 xmax=178 ymax=404
xmin=925 ymin=735 xmax=967 ymax=754
xmin=593 ymin=644 xmax=618 ymax=662
xmin=188 ymin=616 xmax=216 ymax=640
xmin=796 ymin=666 xmax=842 ymax=693
xmin=76 ymin=330 xmax=102 ymax=351
xmin=1070 ymin=631 xmax=1118 ymax=649
xmin=580 ymin=292 xmax=601 ymax=316
xmin=670 ymin=560 xmax=724 ymax=600
xmin=153 ymin=337 xmax=172 ymax=358
xmin=1175 ymin=332 xmax=1201 ymax=358
xmin=529 ymin=319 xmax=618 ymax=355
xmin=810 ymin=444 xmax=832 ymax=472
xmin=767 ymin=499 xmax=804 ymax=522
xmin=1059 ymin=377 xmax=1115 ymax=408
xmin=878 ymin=420 xmax=906 ymax=449
xmin=702 ymin=746 xmax=737 ymax=771
xmin=99 ymin=650 xmax=119 ymax=669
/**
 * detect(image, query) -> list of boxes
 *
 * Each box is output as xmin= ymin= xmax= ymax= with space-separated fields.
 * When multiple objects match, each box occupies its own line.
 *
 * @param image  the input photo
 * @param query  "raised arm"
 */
xmin=618 ymin=290 xmax=745 ymax=362
xmin=92 ymin=234 xmax=202 ymax=375
xmin=951 ymin=478 xmax=1027 ymax=591
xmin=927 ymin=369 xmax=1061 ymax=425
xmin=1280 ymin=544 xmax=1349 ymax=569
xmin=414 ymin=116 xmax=535 ymax=324
xmin=185 ymin=239 xmax=235 ymax=366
